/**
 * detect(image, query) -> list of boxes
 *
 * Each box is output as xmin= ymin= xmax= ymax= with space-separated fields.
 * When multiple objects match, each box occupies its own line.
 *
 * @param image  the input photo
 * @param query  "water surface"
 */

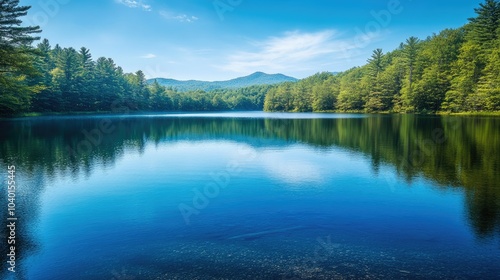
xmin=0 ymin=112 xmax=499 ymax=279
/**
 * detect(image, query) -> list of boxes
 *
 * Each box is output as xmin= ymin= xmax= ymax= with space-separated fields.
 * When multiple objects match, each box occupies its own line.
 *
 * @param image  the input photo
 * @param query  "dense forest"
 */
xmin=0 ymin=0 xmax=270 ymax=116
xmin=4 ymin=35 xmax=272 ymax=114
xmin=1 ymin=0 xmax=499 ymax=116
xmin=264 ymin=0 xmax=500 ymax=113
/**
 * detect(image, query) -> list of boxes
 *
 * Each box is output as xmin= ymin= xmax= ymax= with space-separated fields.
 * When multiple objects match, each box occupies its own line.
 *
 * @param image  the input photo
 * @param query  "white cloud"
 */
xmin=115 ymin=0 xmax=151 ymax=11
xmin=140 ymin=53 xmax=157 ymax=59
xmin=220 ymin=30 xmax=380 ymax=74
xmin=159 ymin=10 xmax=199 ymax=23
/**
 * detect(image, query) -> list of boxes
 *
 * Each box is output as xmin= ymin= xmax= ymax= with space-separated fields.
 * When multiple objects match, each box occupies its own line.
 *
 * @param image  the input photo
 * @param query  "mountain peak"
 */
xmin=148 ymin=72 xmax=297 ymax=92
xmin=249 ymin=71 xmax=266 ymax=76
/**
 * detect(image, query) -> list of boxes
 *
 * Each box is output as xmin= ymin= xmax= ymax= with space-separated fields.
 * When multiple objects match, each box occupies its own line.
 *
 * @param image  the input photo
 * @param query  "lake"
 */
xmin=0 ymin=112 xmax=499 ymax=279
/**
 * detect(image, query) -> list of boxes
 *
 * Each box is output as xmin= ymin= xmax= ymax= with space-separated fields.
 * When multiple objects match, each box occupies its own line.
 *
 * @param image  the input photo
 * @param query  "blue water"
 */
xmin=1 ymin=112 xmax=499 ymax=279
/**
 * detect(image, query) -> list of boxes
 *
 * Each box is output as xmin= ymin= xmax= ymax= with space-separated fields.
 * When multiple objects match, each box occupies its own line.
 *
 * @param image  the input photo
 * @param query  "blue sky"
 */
xmin=21 ymin=0 xmax=483 ymax=81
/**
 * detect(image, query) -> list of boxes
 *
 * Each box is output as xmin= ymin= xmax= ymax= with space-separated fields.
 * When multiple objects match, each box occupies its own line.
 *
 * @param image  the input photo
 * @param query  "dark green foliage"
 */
xmin=0 ymin=1 xmax=282 ymax=115
xmin=24 ymin=41 xmax=273 ymax=113
xmin=467 ymin=0 xmax=500 ymax=49
xmin=266 ymin=0 xmax=500 ymax=114
xmin=0 ymin=0 xmax=40 ymax=47
xmin=264 ymin=72 xmax=339 ymax=112
xmin=0 ymin=0 xmax=41 ymax=115
xmin=444 ymin=0 xmax=500 ymax=112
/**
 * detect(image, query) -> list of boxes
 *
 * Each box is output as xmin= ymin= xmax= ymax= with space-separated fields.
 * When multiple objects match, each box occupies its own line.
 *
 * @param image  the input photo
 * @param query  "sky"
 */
xmin=20 ymin=0 xmax=484 ymax=81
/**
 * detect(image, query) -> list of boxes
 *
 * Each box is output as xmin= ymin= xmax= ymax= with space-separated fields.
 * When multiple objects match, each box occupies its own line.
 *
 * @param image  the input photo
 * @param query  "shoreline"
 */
xmin=2 ymin=110 xmax=500 ymax=119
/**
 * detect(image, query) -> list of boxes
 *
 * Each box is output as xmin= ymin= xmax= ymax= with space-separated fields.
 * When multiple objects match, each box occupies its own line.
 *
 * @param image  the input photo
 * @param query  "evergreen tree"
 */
xmin=477 ymin=41 xmax=500 ymax=110
xmin=0 ymin=0 xmax=41 ymax=115
xmin=445 ymin=0 xmax=500 ymax=112
xmin=467 ymin=0 xmax=500 ymax=51
xmin=30 ymin=39 xmax=54 ymax=111
xmin=365 ymin=49 xmax=386 ymax=112
xmin=400 ymin=36 xmax=421 ymax=111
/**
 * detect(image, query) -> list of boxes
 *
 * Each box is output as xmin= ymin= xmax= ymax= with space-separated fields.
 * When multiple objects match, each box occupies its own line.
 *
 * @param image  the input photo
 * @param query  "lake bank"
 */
xmin=4 ymin=110 xmax=500 ymax=119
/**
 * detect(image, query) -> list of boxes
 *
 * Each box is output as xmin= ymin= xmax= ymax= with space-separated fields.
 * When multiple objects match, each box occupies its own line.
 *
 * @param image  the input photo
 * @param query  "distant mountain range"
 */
xmin=147 ymin=72 xmax=298 ymax=92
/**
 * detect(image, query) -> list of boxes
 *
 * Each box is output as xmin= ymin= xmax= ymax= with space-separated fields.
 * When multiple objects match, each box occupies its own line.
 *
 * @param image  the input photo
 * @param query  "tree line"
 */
xmin=264 ymin=0 xmax=500 ymax=113
xmin=30 ymin=39 xmax=271 ymax=113
xmin=2 ymin=36 xmax=270 ymax=115
xmin=1 ymin=0 xmax=499 ymax=116
xmin=0 ymin=1 xmax=269 ymax=116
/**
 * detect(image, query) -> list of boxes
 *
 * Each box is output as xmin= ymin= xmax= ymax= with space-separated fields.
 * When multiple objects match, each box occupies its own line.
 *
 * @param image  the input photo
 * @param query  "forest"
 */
xmin=0 ymin=0 xmax=270 ymax=116
xmin=0 ymin=0 xmax=499 ymax=116
xmin=264 ymin=0 xmax=500 ymax=113
xmin=0 ymin=34 xmax=271 ymax=114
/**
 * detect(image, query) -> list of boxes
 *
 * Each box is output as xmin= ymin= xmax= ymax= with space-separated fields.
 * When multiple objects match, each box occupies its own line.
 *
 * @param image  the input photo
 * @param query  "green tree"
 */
xmin=467 ymin=0 xmax=500 ymax=51
xmin=292 ymin=81 xmax=312 ymax=112
xmin=476 ymin=41 xmax=500 ymax=110
xmin=444 ymin=0 xmax=500 ymax=112
xmin=337 ymin=67 xmax=369 ymax=111
xmin=400 ymin=36 xmax=421 ymax=111
xmin=77 ymin=47 xmax=96 ymax=111
xmin=30 ymin=39 xmax=55 ymax=111
xmin=412 ymin=29 xmax=464 ymax=112
xmin=312 ymin=76 xmax=338 ymax=111
xmin=149 ymin=79 xmax=172 ymax=111
xmin=51 ymin=47 xmax=81 ymax=110
xmin=365 ymin=49 xmax=386 ymax=112
xmin=444 ymin=41 xmax=483 ymax=111
xmin=0 ymin=0 xmax=41 ymax=115
xmin=94 ymin=57 xmax=122 ymax=111
xmin=380 ymin=55 xmax=404 ymax=112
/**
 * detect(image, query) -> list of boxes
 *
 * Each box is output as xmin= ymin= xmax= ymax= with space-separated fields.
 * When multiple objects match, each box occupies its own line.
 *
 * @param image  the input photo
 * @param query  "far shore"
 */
xmin=2 ymin=110 xmax=500 ymax=119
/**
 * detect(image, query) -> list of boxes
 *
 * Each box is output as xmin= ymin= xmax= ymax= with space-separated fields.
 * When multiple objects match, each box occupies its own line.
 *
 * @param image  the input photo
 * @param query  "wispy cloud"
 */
xmin=220 ymin=30 xmax=380 ymax=73
xmin=140 ymin=53 xmax=157 ymax=59
xmin=159 ymin=10 xmax=199 ymax=23
xmin=115 ymin=0 xmax=151 ymax=11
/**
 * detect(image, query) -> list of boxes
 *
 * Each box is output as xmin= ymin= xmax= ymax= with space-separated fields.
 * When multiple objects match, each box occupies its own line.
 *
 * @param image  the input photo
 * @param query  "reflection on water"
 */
xmin=0 ymin=112 xmax=499 ymax=279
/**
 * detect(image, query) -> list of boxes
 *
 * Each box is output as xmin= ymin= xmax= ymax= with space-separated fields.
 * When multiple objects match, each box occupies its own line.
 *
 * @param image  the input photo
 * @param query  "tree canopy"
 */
xmin=0 ymin=0 xmax=41 ymax=115
xmin=265 ymin=0 xmax=500 ymax=113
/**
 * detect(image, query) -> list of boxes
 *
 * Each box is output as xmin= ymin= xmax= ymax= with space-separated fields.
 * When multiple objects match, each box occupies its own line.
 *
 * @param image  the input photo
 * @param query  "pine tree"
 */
xmin=445 ymin=0 xmax=500 ymax=112
xmin=467 ymin=0 xmax=500 ymax=51
xmin=400 ymin=36 xmax=420 ymax=112
xmin=476 ymin=40 xmax=500 ymax=110
xmin=0 ymin=0 xmax=40 ymax=48
xmin=0 ymin=0 xmax=42 ymax=115
xmin=30 ymin=39 xmax=54 ymax=111
xmin=365 ymin=49 xmax=386 ymax=112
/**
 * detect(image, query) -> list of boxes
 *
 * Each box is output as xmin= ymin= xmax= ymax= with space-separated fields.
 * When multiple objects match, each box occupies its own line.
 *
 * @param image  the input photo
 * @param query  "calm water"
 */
xmin=0 ymin=112 xmax=499 ymax=279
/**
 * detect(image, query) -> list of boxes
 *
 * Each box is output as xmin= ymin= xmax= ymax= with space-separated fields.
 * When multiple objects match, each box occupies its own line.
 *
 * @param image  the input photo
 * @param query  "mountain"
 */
xmin=147 ymin=72 xmax=298 ymax=92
